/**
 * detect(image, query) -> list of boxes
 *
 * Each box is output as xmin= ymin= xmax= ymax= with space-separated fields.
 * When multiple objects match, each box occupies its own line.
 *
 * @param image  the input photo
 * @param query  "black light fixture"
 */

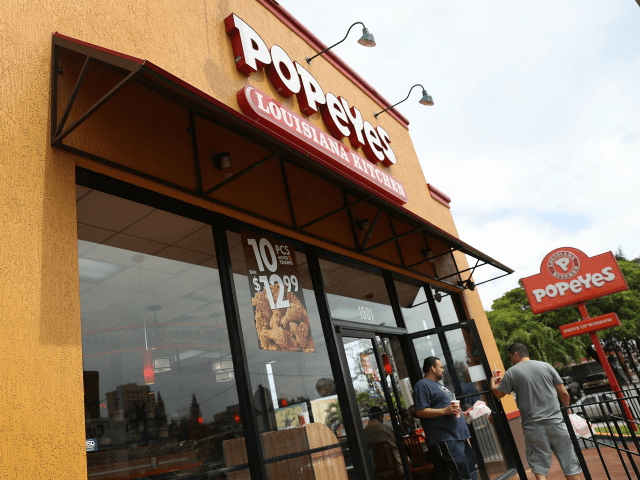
xmin=356 ymin=219 xmax=371 ymax=231
xmin=458 ymin=280 xmax=476 ymax=291
xmin=434 ymin=292 xmax=443 ymax=303
xmin=374 ymin=84 xmax=433 ymax=119
xmin=212 ymin=152 xmax=233 ymax=179
xmin=306 ymin=22 xmax=376 ymax=65
xmin=422 ymin=248 xmax=437 ymax=263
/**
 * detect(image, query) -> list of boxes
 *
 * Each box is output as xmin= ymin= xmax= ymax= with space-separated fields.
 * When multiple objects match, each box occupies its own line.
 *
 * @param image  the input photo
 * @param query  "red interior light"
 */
xmin=382 ymin=353 xmax=392 ymax=375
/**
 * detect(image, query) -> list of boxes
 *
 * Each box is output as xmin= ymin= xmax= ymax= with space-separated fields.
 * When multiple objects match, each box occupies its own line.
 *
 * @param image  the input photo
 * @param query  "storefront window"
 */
xmin=227 ymin=231 xmax=352 ymax=479
xmin=320 ymin=258 xmax=396 ymax=327
xmin=394 ymin=281 xmax=435 ymax=333
xmin=77 ymin=187 xmax=251 ymax=479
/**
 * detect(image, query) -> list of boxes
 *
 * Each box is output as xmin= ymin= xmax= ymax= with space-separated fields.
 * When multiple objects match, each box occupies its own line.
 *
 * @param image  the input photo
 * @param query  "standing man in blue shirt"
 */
xmin=413 ymin=356 xmax=478 ymax=480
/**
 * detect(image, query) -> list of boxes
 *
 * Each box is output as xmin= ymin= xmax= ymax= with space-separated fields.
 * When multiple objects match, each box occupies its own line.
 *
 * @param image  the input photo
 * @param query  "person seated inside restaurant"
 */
xmin=364 ymin=406 xmax=403 ymax=471
xmin=400 ymin=408 xmax=417 ymax=435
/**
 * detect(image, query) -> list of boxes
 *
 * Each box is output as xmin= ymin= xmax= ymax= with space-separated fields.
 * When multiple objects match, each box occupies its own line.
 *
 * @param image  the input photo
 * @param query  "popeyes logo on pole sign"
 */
xmin=521 ymin=247 xmax=628 ymax=315
xmin=225 ymin=14 xmax=408 ymax=206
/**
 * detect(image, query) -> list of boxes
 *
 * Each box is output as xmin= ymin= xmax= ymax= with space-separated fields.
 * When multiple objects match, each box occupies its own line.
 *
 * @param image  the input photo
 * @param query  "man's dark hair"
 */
xmin=423 ymin=356 xmax=440 ymax=374
xmin=369 ymin=406 xmax=383 ymax=420
xmin=507 ymin=343 xmax=529 ymax=358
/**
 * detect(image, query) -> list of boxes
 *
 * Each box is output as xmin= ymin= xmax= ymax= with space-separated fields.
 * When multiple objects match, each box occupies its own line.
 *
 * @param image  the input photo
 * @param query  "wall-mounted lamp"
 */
xmin=422 ymin=248 xmax=437 ymax=263
xmin=306 ymin=22 xmax=375 ymax=65
xmin=356 ymin=219 xmax=371 ymax=231
xmin=374 ymin=84 xmax=433 ymax=119
xmin=212 ymin=152 xmax=233 ymax=179
xmin=458 ymin=280 xmax=476 ymax=291
xmin=434 ymin=292 xmax=443 ymax=303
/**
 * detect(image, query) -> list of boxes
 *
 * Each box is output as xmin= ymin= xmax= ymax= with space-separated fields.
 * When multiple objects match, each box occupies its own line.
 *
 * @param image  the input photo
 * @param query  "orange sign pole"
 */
xmin=578 ymin=304 xmax=637 ymax=431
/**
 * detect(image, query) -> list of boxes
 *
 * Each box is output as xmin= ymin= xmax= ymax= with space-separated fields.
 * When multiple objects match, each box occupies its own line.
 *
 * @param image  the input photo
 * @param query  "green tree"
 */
xmin=487 ymin=257 xmax=640 ymax=366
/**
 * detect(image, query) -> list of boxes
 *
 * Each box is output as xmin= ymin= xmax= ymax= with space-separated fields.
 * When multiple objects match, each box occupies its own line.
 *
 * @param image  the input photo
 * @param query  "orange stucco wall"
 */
xmin=0 ymin=1 xmax=513 ymax=477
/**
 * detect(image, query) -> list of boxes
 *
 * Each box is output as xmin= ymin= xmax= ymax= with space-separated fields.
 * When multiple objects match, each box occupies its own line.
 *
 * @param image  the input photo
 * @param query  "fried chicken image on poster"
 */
xmin=241 ymin=231 xmax=315 ymax=353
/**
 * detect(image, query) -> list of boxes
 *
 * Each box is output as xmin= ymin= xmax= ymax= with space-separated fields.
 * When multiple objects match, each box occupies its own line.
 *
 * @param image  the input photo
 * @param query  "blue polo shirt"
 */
xmin=413 ymin=378 xmax=470 ymax=445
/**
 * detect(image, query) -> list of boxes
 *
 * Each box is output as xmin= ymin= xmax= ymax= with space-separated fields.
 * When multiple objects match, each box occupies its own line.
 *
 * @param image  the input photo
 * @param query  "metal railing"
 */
xmin=561 ymin=386 xmax=640 ymax=480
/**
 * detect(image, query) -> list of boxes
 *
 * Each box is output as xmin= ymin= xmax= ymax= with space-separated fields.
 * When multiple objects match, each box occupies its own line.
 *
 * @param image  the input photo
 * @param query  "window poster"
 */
xmin=241 ymin=231 xmax=315 ymax=353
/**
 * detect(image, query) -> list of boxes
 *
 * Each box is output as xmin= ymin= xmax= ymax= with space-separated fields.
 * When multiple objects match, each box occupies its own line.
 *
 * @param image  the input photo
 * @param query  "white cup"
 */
xmin=451 ymin=400 xmax=461 ymax=418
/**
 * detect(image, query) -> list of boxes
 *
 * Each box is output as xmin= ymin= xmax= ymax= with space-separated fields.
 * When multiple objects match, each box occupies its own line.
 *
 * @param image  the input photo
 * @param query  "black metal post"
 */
xmin=561 ymin=408 xmax=593 ymax=479
xmin=213 ymin=225 xmax=267 ymax=480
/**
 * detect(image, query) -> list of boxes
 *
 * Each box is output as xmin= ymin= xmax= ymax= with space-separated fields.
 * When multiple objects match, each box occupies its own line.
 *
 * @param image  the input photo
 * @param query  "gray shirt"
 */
xmin=497 ymin=359 xmax=564 ymax=426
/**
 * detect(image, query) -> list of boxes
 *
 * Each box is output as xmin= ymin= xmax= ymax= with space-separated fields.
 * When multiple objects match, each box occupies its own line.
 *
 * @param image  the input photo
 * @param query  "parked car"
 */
xmin=562 ymin=376 xmax=581 ymax=401
xmin=582 ymin=373 xmax=610 ymax=394
xmin=574 ymin=393 xmax=622 ymax=421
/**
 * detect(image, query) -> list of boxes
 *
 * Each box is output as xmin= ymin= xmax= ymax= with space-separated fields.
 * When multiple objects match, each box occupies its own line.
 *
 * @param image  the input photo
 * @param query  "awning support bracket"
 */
xmin=54 ymin=56 xmax=93 ymax=138
xmin=362 ymin=226 xmax=423 ymax=253
xmin=359 ymin=208 xmax=382 ymax=250
xmin=406 ymin=247 xmax=460 ymax=269
xmin=280 ymin=158 xmax=297 ymax=228
xmin=474 ymin=272 xmax=512 ymax=287
xmin=201 ymin=150 xmax=282 ymax=197
xmin=53 ymin=65 xmax=142 ymax=145
xmin=343 ymin=191 xmax=361 ymax=250
xmin=297 ymin=195 xmax=368 ymax=231
xmin=437 ymin=261 xmax=486 ymax=282
xmin=387 ymin=214 xmax=405 ymax=267
xmin=188 ymin=110 xmax=203 ymax=194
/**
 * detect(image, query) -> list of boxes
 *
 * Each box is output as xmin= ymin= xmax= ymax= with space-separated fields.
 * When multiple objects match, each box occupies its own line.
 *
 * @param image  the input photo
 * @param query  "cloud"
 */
xmin=282 ymin=0 xmax=640 ymax=309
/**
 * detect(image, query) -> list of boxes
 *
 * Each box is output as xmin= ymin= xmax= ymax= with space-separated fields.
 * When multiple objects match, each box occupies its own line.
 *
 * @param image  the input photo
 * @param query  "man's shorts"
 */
xmin=523 ymin=422 xmax=581 ymax=476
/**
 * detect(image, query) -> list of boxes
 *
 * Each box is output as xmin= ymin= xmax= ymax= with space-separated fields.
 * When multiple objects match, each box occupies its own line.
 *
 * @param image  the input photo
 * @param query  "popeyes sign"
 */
xmin=225 ymin=14 xmax=408 ymax=205
xmin=522 ymin=248 xmax=629 ymax=314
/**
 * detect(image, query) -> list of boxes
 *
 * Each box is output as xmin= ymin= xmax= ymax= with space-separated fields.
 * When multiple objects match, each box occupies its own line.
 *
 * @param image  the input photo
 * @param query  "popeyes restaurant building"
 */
xmin=1 ymin=1 xmax=528 ymax=479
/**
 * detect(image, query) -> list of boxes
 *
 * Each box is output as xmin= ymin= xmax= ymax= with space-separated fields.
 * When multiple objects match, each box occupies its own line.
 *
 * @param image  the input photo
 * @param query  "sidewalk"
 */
xmin=510 ymin=444 xmax=639 ymax=479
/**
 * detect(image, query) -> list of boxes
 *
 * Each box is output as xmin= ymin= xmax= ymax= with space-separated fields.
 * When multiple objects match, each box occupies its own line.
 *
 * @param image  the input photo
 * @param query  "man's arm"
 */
xmin=555 ymin=383 xmax=571 ymax=408
xmin=490 ymin=376 xmax=506 ymax=399
xmin=414 ymin=404 xmax=457 ymax=419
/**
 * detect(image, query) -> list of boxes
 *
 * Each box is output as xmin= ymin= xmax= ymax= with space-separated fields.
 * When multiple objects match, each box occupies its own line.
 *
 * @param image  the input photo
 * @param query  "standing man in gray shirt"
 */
xmin=490 ymin=343 xmax=582 ymax=480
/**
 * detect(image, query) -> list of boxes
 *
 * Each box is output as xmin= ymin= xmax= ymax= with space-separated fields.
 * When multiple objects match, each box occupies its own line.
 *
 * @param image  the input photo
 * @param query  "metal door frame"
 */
xmin=336 ymin=325 xmax=414 ymax=480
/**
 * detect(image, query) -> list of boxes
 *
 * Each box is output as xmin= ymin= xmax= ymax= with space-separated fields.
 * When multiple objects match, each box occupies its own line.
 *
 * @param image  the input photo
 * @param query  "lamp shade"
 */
xmin=358 ymin=28 xmax=376 ymax=47
xmin=419 ymin=91 xmax=434 ymax=106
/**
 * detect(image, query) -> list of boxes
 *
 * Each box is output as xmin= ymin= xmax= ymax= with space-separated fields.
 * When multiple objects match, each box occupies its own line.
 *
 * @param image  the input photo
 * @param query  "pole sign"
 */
xmin=225 ymin=14 xmax=408 ymax=205
xmin=521 ymin=247 xmax=628 ymax=315
xmin=559 ymin=312 xmax=621 ymax=339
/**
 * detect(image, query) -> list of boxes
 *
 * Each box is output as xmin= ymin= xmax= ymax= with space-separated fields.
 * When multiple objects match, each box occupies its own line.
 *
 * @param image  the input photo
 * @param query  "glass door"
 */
xmin=411 ymin=320 xmax=526 ymax=480
xmin=338 ymin=329 xmax=413 ymax=480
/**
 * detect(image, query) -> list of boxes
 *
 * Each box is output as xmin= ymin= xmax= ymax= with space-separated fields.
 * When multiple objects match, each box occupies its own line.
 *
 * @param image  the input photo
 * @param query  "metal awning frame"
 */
xmin=51 ymin=33 xmax=513 ymax=291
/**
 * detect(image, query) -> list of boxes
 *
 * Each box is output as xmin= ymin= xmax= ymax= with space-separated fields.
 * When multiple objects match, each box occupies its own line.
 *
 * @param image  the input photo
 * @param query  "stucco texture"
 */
xmin=0 ymin=1 xmax=513 ymax=477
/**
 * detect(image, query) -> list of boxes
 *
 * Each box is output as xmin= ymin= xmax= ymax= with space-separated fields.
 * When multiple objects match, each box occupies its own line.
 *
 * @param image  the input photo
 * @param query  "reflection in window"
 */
xmin=78 ymin=187 xmax=251 ymax=479
xmin=320 ymin=259 xmax=395 ymax=327
xmin=228 ymin=231 xmax=352 ymax=479
xmin=434 ymin=290 xmax=462 ymax=325
xmin=394 ymin=281 xmax=435 ymax=333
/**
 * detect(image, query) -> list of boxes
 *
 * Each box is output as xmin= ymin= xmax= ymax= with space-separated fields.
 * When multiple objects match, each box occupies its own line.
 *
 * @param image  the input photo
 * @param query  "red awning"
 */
xmin=51 ymin=33 xmax=512 ymax=290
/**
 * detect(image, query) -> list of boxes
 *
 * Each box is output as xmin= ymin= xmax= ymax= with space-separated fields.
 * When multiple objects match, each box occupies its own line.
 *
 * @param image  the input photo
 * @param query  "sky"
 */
xmin=282 ymin=0 xmax=640 ymax=310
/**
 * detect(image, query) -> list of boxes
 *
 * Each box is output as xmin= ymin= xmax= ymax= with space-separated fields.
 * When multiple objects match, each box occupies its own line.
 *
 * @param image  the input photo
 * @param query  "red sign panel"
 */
xmin=559 ymin=312 xmax=621 ymax=339
xmin=236 ymin=86 xmax=409 ymax=205
xmin=522 ymin=247 xmax=628 ymax=314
